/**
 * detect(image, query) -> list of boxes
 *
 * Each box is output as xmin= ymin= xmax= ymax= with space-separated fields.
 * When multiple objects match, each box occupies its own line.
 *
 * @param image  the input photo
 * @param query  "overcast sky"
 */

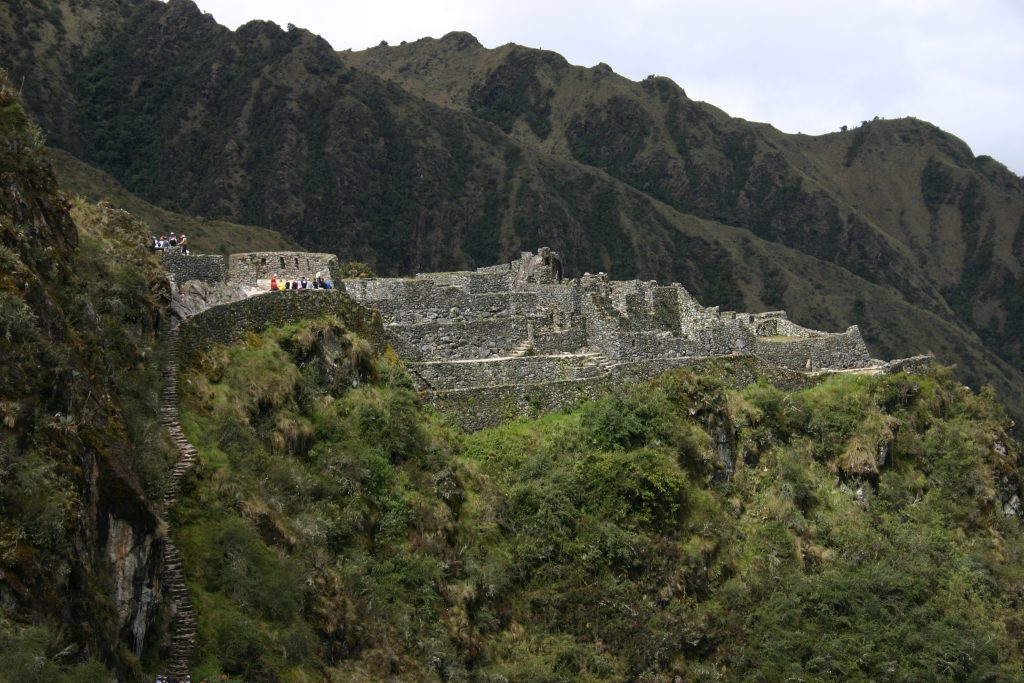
xmin=192 ymin=0 xmax=1024 ymax=176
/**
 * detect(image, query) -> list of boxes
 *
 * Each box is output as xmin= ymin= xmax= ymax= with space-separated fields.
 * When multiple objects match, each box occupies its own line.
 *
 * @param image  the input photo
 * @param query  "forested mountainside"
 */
xmin=1 ymin=0 xmax=1023 ymax=423
xmin=1 ymin=70 xmax=1024 ymax=682
xmin=348 ymin=34 xmax=1024 ymax=401
xmin=0 ymin=76 xmax=174 ymax=679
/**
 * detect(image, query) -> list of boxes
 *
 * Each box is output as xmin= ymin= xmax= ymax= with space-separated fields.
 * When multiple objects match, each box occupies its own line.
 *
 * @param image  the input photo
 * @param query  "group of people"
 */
xmin=152 ymin=232 xmax=189 ymax=254
xmin=270 ymin=273 xmax=333 ymax=291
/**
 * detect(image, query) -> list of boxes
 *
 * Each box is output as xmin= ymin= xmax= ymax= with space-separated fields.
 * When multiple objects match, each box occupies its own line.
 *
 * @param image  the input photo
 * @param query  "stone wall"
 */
xmin=169 ymin=247 xmax=908 ymax=432
xmin=386 ymin=319 xmax=518 ymax=361
xmin=177 ymin=290 xmax=384 ymax=366
xmin=227 ymin=252 xmax=338 ymax=285
xmin=346 ymin=279 xmax=512 ymax=324
xmin=344 ymin=247 xmax=878 ymax=391
xmin=753 ymin=315 xmax=822 ymax=338
xmin=162 ymin=250 xmax=338 ymax=287
xmin=411 ymin=354 xmax=604 ymax=391
xmin=430 ymin=355 xmax=825 ymax=431
xmin=430 ymin=377 xmax=611 ymax=431
xmin=162 ymin=253 xmax=227 ymax=284
xmin=751 ymin=326 xmax=871 ymax=370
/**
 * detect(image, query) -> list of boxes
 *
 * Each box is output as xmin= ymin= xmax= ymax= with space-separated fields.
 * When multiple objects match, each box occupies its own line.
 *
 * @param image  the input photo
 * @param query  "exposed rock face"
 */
xmin=105 ymin=515 xmax=162 ymax=655
xmin=170 ymin=279 xmax=251 ymax=319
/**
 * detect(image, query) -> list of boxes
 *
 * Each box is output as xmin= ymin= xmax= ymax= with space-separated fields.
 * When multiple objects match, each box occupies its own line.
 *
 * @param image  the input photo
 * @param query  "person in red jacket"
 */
xmin=270 ymin=274 xmax=279 ymax=291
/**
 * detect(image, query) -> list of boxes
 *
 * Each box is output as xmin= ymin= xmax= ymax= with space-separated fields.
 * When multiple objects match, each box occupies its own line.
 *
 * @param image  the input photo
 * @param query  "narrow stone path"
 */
xmin=158 ymin=323 xmax=198 ymax=681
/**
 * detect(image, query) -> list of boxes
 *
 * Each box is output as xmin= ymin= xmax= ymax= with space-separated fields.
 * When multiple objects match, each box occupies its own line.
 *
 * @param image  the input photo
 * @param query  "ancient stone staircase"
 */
xmin=511 ymin=338 xmax=534 ymax=357
xmin=158 ymin=323 xmax=198 ymax=682
xmin=584 ymin=350 xmax=616 ymax=373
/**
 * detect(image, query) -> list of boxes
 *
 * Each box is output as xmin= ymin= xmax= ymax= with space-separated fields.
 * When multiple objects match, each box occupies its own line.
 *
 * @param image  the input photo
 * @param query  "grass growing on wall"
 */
xmin=175 ymin=320 xmax=1023 ymax=681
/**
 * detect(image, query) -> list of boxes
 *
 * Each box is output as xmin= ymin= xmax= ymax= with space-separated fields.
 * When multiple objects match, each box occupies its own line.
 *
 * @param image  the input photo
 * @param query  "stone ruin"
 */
xmin=165 ymin=247 xmax=927 ymax=430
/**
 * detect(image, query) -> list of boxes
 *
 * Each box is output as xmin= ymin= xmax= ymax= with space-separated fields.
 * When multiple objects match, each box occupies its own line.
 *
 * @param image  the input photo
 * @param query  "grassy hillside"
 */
xmin=1 ymin=1 xmax=1022 ymax=422
xmin=174 ymin=317 xmax=1024 ymax=681
xmin=49 ymin=148 xmax=304 ymax=254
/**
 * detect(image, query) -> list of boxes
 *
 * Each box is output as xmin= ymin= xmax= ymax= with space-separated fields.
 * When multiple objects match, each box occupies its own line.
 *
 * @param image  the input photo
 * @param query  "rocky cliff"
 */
xmin=0 ymin=74 xmax=172 ymax=680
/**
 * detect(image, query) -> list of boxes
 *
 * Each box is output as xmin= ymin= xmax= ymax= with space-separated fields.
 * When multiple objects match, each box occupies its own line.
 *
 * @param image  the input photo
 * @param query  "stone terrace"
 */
xmin=165 ymin=247 xmax=923 ymax=430
xmin=342 ymin=248 xmax=907 ymax=428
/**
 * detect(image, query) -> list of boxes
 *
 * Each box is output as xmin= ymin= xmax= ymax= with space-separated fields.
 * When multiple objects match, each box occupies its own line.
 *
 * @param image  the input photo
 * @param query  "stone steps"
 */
xmin=158 ymin=323 xmax=198 ymax=681
xmin=584 ymin=351 xmax=616 ymax=373
xmin=511 ymin=338 xmax=534 ymax=357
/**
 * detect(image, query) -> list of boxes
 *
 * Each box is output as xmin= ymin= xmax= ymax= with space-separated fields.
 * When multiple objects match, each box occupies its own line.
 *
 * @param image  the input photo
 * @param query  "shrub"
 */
xmin=0 ymin=626 xmax=112 ymax=683
xmin=574 ymin=448 xmax=688 ymax=531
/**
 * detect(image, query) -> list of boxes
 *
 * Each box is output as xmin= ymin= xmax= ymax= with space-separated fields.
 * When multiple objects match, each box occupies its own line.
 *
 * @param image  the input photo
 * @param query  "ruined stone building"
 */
xmin=165 ymin=248 xmax=925 ymax=429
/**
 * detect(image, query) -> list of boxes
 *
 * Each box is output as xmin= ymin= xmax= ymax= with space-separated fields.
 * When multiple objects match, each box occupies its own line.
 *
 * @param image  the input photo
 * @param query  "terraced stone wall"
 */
xmin=412 ymin=355 xmax=604 ymax=391
xmin=162 ymin=253 xmax=227 ymax=283
xmin=387 ymin=319 xmax=518 ymax=361
xmin=431 ymin=355 xmax=824 ymax=431
xmin=228 ymin=252 xmax=338 ymax=285
xmin=177 ymin=290 xmax=384 ymax=365
xmin=752 ymin=326 xmax=871 ymax=370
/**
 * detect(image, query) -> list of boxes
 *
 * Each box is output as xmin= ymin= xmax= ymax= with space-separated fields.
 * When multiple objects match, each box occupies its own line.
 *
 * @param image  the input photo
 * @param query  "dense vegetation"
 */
xmin=175 ymin=318 xmax=1023 ymax=681
xmin=0 ymin=75 xmax=175 ymax=681
xmin=48 ymin=148 xmax=304 ymax=255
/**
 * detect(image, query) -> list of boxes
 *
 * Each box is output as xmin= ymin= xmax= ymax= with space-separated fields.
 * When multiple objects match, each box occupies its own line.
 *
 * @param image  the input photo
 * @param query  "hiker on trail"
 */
xmin=169 ymin=233 xmax=178 ymax=247
xmin=151 ymin=236 xmax=159 ymax=251
xmin=270 ymin=274 xmax=279 ymax=291
xmin=300 ymin=276 xmax=309 ymax=289
xmin=179 ymin=233 xmax=189 ymax=255
xmin=323 ymin=278 xmax=333 ymax=290
xmin=158 ymin=235 xmax=167 ymax=249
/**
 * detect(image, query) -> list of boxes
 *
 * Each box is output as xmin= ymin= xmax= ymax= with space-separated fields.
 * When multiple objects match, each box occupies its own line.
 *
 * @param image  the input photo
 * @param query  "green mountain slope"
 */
xmin=49 ymin=148 xmax=304 ymax=254
xmin=1 ymin=0 xmax=1022 ymax=421
xmin=349 ymin=34 xmax=1024 ymax=375
xmin=1 ymin=71 xmax=1023 ymax=682
xmin=173 ymin=317 xmax=1024 ymax=681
